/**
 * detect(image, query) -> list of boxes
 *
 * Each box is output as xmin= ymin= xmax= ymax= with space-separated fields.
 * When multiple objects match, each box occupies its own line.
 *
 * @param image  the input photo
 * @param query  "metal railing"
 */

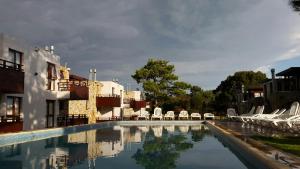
xmin=58 ymin=80 xmax=88 ymax=91
xmin=0 ymin=58 xmax=23 ymax=71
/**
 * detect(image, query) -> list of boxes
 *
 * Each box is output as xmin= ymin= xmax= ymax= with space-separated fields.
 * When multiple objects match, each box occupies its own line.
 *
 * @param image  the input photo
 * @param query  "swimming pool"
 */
xmin=0 ymin=124 xmax=254 ymax=169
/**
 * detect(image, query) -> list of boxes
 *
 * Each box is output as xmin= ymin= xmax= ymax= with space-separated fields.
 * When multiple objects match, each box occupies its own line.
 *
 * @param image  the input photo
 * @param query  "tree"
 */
xmin=132 ymin=59 xmax=190 ymax=107
xmin=190 ymin=86 xmax=215 ymax=113
xmin=214 ymin=71 xmax=267 ymax=113
xmin=289 ymin=0 xmax=300 ymax=12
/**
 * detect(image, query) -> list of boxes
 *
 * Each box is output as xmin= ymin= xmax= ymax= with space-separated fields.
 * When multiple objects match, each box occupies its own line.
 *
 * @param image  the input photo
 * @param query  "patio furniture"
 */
xmin=227 ymin=108 xmax=238 ymax=119
xmin=164 ymin=111 xmax=175 ymax=120
xmin=240 ymin=106 xmax=265 ymax=123
xmin=191 ymin=113 xmax=201 ymax=120
xmin=262 ymin=102 xmax=299 ymax=128
xmin=204 ymin=113 xmax=215 ymax=120
xmin=178 ymin=110 xmax=189 ymax=120
xmin=138 ymin=110 xmax=150 ymax=120
xmin=151 ymin=107 xmax=163 ymax=120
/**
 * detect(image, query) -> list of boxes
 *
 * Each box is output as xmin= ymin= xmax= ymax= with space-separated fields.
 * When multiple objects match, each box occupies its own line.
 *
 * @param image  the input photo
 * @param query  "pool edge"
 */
xmin=206 ymin=121 xmax=289 ymax=169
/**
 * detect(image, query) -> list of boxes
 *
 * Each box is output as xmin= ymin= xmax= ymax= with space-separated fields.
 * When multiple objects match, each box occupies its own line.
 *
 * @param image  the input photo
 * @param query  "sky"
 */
xmin=0 ymin=0 xmax=300 ymax=90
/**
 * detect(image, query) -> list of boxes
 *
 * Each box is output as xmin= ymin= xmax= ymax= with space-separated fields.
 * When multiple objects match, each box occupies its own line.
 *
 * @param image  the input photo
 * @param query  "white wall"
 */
xmin=98 ymin=81 xmax=124 ymax=120
xmin=0 ymin=34 xmax=69 ymax=130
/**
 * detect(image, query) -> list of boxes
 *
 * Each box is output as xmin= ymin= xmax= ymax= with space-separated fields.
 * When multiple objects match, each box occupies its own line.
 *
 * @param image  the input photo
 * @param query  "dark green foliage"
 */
xmin=132 ymin=59 xmax=190 ymax=107
xmin=214 ymin=71 xmax=267 ymax=113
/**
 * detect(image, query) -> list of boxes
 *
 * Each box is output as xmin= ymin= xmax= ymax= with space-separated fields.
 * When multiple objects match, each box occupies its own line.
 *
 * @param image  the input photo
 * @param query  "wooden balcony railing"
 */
xmin=57 ymin=114 xmax=88 ymax=127
xmin=96 ymin=95 xmax=121 ymax=108
xmin=0 ymin=59 xmax=24 ymax=93
xmin=130 ymin=100 xmax=146 ymax=109
xmin=58 ymin=80 xmax=89 ymax=100
xmin=0 ymin=115 xmax=23 ymax=133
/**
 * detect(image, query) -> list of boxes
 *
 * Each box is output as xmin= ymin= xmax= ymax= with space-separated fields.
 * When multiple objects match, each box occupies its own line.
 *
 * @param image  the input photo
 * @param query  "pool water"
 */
xmin=0 ymin=125 xmax=253 ymax=169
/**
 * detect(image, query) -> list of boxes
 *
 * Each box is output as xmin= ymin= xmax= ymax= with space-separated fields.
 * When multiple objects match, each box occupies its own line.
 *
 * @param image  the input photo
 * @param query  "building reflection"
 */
xmin=0 ymin=124 xmax=208 ymax=169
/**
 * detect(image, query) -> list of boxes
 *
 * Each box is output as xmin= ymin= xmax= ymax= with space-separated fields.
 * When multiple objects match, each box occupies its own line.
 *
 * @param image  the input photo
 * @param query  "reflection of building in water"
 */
xmin=164 ymin=125 xmax=175 ymax=133
xmin=152 ymin=126 xmax=163 ymax=137
xmin=68 ymin=126 xmax=124 ymax=159
xmin=178 ymin=126 xmax=190 ymax=133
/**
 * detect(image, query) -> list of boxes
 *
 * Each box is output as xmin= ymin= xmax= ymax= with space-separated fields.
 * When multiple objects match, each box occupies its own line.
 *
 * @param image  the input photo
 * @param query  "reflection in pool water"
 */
xmin=0 ymin=125 xmax=251 ymax=169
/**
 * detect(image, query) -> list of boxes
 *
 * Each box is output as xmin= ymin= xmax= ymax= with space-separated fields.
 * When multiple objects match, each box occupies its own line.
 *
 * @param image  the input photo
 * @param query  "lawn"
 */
xmin=252 ymin=136 xmax=300 ymax=157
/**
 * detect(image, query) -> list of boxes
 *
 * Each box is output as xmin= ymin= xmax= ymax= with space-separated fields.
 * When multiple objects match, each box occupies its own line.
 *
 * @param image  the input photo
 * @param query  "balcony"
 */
xmin=0 ymin=59 xmax=24 ymax=93
xmin=58 ymin=80 xmax=89 ymax=100
xmin=0 ymin=115 xmax=23 ymax=133
xmin=130 ymin=100 xmax=146 ymax=109
xmin=96 ymin=95 xmax=121 ymax=108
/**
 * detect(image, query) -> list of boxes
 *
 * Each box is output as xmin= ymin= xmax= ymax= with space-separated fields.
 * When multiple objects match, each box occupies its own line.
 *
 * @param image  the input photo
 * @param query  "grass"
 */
xmin=251 ymin=135 xmax=300 ymax=157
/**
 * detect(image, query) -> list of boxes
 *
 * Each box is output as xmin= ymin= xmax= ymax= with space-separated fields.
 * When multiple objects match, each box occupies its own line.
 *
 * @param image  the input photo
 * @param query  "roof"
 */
xmin=276 ymin=67 xmax=300 ymax=77
xmin=70 ymin=74 xmax=88 ymax=81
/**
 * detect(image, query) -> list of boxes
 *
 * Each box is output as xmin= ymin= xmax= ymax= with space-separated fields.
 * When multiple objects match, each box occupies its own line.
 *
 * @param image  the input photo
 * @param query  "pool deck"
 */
xmin=208 ymin=121 xmax=300 ymax=169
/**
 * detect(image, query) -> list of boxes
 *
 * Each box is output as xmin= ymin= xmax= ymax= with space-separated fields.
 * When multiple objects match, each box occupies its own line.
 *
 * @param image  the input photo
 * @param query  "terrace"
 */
xmin=58 ymin=74 xmax=89 ymax=100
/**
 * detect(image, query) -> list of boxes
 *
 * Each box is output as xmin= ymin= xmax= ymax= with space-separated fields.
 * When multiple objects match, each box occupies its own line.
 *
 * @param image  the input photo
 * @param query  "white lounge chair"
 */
xmin=179 ymin=110 xmax=189 ymax=120
xmin=237 ymin=106 xmax=256 ymax=121
xmin=263 ymin=102 xmax=299 ymax=128
xmin=204 ymin=113 xmax=215 ymax=120
xmin=151 ymin=107 xmax=163 ymax=120
xmin=164 ymin=111 xmax=175 ymax=120
xmin=258 ymin=109 xmax=286 ymax=127
xmin=138 ymin=110 xmax=150 ymax=120
xmin=240 ymin=106 xmax=265 ymax=123
xmin=227 ymin=108 xmax=238 ymax=120
xmin=191 ymin=113 xmax=201 ymax=120
xmin=250 ymin=109 xmax=279 ymax=124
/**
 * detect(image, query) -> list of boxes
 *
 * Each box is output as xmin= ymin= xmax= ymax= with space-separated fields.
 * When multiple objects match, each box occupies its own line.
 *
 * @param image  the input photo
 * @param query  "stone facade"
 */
xmin=68 ymin=81 xmax=102 ymax=124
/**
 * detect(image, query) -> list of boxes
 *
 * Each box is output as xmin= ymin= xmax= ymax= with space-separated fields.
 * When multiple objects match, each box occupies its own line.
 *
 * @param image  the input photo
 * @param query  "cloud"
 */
xmin=0 ymin=0 xmax=300 ymax=89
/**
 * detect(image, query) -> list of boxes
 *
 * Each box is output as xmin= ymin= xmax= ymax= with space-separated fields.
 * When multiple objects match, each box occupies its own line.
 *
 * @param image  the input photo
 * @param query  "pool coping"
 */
xmin=206 ymin=121 xmax=291 ymax=169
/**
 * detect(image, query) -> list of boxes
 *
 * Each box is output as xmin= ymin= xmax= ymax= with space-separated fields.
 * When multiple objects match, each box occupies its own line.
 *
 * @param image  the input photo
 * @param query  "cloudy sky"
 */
xmin=1 ymin=0 xmax=300 ymax=89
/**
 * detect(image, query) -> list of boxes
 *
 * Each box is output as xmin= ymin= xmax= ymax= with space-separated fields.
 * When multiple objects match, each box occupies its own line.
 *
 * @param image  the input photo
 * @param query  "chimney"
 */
xmin=89 ymin=69 xmax=93 ymax=80
xmin=50 ymin=45 xmax=54 ymax=54
xmin=93 ymin=69 xmax=97 ymax=81
xmin=271 ymin=68 xmax=275 ymax=80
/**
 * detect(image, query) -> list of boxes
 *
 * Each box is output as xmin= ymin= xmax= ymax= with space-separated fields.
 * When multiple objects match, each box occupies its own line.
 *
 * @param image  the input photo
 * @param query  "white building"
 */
xmin=0 ymin=33 xmax=69 ymax=131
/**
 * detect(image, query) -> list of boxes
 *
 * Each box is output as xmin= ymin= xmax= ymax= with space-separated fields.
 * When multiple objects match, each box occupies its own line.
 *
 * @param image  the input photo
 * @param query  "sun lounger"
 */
xmin=164 ymin=111 xmax=175 ymax=120
xmin=227 ymin=108 xmax=238 ymax=120
xmin=263 ymin=102 xmax=299 ymax=128
xmin=179 ymin=110 xmax=189 ymax=120
xmin=191 ymin=113 xmax=201 ymax=120
xmin=138 ymin=110 xmax=150 ymax=120
xmin=204 ymin=113 xmax=215 ymax=120
xmin=151 ymin=107 xmax=163 ymax=120
xmin=240 ymin=106 xmax=265 ymax=123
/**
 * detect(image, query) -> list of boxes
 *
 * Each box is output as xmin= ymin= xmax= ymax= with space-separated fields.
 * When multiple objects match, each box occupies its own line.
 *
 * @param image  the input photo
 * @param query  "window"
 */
xmin=8 ymin=48 xmax=22 ymax=70
xmin=6 ymin=96 xmax=22 ymax=117
xmin=47 ymin=62 xmax=57 ymax=90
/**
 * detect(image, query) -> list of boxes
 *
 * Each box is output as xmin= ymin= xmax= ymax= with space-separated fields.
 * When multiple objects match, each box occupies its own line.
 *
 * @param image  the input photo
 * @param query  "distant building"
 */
xmin=263 ymin=67 xmax=300 ymax=110
xmin=97 ymin=81 xmax=124 ymax=120
xmin=123 ymin=90 xmax=147 ymax=118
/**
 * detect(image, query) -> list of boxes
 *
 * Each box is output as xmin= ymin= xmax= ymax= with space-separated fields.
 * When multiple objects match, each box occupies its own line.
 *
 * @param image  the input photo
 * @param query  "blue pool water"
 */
xmin=0 ymin=125 xmax=253 ymax=169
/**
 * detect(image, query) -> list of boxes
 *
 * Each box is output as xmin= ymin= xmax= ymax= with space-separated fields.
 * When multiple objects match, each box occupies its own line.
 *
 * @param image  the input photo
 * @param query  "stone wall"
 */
xmin=68 ymin=81 xmax=102 ymax=124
